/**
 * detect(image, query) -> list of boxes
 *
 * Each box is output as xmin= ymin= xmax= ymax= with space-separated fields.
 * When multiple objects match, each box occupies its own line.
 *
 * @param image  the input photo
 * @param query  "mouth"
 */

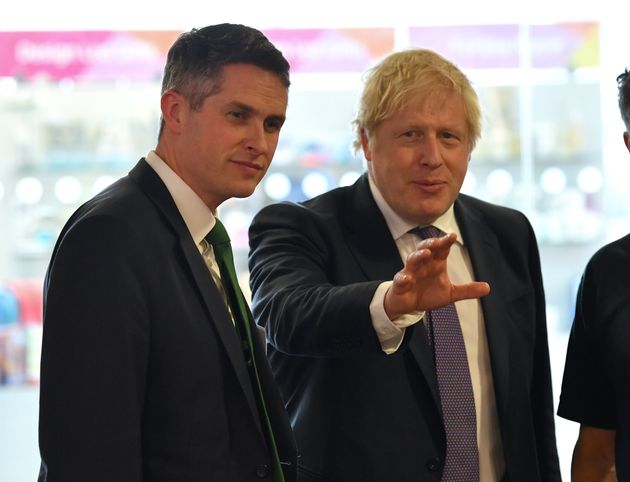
xmin=413 ymin=180 xmax=446 ymax=193
xmin=231 ymin=160 xmax=264 ymax=171
xmin=415 ymin=179 xmax=445 ymax=186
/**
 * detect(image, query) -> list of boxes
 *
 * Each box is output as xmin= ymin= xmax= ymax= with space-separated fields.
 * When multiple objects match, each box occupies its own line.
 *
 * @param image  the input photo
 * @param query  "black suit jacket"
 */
xmin=248 ymin=174 xmax=560 ymax=482
xmin=38 ymin=159 xmax=297 ymax=482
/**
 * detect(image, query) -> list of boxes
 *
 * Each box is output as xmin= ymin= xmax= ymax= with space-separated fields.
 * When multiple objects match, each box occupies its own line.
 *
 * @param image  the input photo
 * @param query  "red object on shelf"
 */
xmin=5 ymin=278 xmax=43 ymax=325
xmin=1 ymin=279 xmax=44 ymax=385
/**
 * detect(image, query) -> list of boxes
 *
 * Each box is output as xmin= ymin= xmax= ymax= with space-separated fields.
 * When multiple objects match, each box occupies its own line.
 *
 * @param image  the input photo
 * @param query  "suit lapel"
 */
xmin=128 ymin=159 xmax=262 ymax=428
xmin=454 ymin=196 xmax=510 ymax=422
xmin=343 ymin=174 xmax=441 ymax=408
xmin=343 ymin=174 xmax=404 ymax=281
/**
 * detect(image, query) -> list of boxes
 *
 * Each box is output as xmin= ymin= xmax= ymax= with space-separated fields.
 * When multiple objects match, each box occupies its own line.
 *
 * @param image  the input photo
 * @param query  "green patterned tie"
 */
xmin=206 ymin=219 xmax=285 ymax=482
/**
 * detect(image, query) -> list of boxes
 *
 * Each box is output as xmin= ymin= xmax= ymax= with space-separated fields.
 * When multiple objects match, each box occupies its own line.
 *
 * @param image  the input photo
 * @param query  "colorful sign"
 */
xmin=409 ymin=22 xmax=599 ymax=69
xmin=265 ymin=28 xmax=394 ymax=73
xmin=410 ymin=25 xmax=520 ymax=69
xmin=0 ymin=31 xmax=178 ymax=81
xmin=530 ymin=23 xmax=599 ymax=68
xmin=0 ymin=28 xmax=394 ymax=81
xmin=0 ymin=24 xmax=598 ymax=82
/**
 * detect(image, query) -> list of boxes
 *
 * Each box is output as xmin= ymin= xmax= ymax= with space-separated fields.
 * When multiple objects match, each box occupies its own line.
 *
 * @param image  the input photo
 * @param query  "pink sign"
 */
xmin=264 ymin=28 xmax=394 ymax=73
xmin=0 ymin=29 xmax=394 ymax=80
xmin=409 ymin=22 xmax=599 ymax=70
xmin=410 ymin=25 xmax=519 ymax=69
xmin=0 ymin=31 xmax=178 ymax=81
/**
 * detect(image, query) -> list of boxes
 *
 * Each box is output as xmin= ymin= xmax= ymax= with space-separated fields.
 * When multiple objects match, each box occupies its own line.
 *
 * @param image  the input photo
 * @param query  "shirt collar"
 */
xmin=367 ymin=172 xmax=464 ymax=245
xmin=145 ymin=150 xmax=216 ymax=246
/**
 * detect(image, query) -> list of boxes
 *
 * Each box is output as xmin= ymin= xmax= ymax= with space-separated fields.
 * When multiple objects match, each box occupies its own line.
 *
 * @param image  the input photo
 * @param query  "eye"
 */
xmin=264 ymin=117 xmax=285 ymax=133
xmin=228 ymin=110 xmax=247 ymax=121
xmin=440 ymin=131 xmax=461 ymax=143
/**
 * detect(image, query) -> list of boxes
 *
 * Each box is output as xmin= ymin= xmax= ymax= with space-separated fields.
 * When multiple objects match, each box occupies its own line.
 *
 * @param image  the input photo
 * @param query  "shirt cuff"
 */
xmin=369 ymin=281 xmax=425 ymax=355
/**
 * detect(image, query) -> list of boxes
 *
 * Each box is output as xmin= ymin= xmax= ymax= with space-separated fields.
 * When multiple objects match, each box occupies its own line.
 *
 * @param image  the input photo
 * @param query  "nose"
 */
xmin=244 ymin=123 xmax=268 ymax=157
xmin=418 ymin=135 xmax=442 ymax=167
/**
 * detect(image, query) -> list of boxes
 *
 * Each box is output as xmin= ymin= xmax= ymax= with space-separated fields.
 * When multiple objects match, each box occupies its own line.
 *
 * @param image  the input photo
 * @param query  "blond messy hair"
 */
xmin=352 ymin=48 xmax=481 ymax=152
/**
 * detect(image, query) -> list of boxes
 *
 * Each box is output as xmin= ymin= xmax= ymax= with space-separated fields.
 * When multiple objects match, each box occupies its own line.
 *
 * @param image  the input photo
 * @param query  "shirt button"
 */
xmin=426 ymin=457 xmax=442 ymax=471
xmin=255 ymin=464 xmax=270 ymax=478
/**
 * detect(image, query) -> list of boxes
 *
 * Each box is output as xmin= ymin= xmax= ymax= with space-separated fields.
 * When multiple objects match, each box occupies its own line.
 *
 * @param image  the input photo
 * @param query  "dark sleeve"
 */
xmin=248 ymin=202 xmax=385 ymax=357
xmin=38 ymin=214 xmax=150 ymax=482
xmin=557 ymin=259 xmax=616 ymax=429
xmin=524 ymin=220 xmax=562 ymax=481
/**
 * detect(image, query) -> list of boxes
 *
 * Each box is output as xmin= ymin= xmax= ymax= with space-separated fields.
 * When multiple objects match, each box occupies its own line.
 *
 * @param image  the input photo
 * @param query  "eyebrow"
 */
xmin=228 ymin=101 xmax=286 ymax=125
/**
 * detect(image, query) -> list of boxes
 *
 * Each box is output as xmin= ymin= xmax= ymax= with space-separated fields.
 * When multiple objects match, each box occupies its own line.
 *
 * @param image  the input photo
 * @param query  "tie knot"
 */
xmin=206 ymin=219 xmax=231 ymax=247
xmin=415 ymin=225 xmax=443 ymax=240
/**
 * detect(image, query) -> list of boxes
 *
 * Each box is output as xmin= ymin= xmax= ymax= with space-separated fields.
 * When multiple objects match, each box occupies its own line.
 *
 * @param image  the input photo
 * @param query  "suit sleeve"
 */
xmin=248 ymin=202 xmax=386 ymax=357
xmin=525 ymin=220 xmax=562 ymax=481
xmin=39 ymin=214 xmax=150 ymax=482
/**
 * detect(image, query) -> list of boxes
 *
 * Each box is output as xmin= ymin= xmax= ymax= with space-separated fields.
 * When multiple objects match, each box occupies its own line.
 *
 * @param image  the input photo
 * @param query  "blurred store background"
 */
xmin=1 ymin=2 xmax=629 ymax=480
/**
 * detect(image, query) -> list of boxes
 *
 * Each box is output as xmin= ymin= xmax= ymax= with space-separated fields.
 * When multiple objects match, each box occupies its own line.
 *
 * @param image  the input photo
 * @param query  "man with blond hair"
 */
xmin=248 ymin=48 xmax=561 ymax=482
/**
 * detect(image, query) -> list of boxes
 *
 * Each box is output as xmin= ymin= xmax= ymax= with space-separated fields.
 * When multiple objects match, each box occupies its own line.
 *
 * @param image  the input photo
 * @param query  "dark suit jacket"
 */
xmin=248 ymin=173 xmax=560 ymax=482
xmin=38 ymin=159 xmax=297 ymax=482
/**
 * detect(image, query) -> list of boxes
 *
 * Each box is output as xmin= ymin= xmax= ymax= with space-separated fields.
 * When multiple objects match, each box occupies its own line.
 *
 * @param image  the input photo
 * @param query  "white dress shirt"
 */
xmin=146 ymin=151 xmax=256 ymax=335
xmin=145 ymin=150 xmax=221 ymax=285
xmin=367 ymin=174 xmax=505 ymax=481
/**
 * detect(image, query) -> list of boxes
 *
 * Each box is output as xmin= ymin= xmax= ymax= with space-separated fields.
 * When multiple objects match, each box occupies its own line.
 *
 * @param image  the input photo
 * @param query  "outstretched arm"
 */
xmin=250 ymin=202 xmax=490 ymax=357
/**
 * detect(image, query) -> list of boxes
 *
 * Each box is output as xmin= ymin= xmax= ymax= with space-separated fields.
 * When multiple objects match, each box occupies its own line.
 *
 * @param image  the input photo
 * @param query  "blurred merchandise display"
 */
xmin=0 ymin=279 xmax=42 ymax=385
xmin=0 ymin=21 xmax=619 ymax=386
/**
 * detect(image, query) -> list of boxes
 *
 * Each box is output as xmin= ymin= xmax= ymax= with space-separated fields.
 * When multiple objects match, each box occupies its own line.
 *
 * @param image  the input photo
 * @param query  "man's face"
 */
xmin=168 ymin=63 xmax=288 ymax=211
xmin=362 ymin=90 xmax=472 ymax=226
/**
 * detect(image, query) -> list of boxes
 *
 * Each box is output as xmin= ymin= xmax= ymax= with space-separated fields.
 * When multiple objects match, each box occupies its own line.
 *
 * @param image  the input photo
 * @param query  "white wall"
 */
xmin=0 ymin=0 xmax=616 ymax=30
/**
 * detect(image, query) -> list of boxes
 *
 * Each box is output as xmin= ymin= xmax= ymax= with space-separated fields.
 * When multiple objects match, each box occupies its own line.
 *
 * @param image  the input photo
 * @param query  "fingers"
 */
xmin=404 ymin=248 xmax=432 ymax=271
xmin=451 ymin=281 xmax=491 ymax=302
xmin=390 ymin=270 xmax=413 ymax=293
xmin=385 ymin=231 xmax=490 ymax=317
xmin=395 ymin=275 xmax=491 ymax=302
xmin=414 ymin=232 xmax=457 ymax=261
xmin=416 ymin=232 xmax=457 ymax=249
xmin=391 ymin=263 xmax=433 ymax=292
xmin=404 ymin=233 xmax=455 ymax=272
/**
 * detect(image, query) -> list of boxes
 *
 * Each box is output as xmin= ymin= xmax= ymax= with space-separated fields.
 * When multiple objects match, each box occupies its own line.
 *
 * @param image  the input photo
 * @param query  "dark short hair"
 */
xmin=618 ymin=68 xmax=630 ymax=131
xmin=158 ymin=23 xmax=290 ymax=137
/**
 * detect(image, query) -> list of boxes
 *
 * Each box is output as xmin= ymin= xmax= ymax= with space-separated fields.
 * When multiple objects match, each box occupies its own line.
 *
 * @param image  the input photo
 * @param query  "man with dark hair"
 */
xmin=249 ymin=48 xmax=560 ymax=482
xmin=38 ymin=23 xmax=296 ymax=482
xmin=558 ymin=68 xmax=630 ymax=482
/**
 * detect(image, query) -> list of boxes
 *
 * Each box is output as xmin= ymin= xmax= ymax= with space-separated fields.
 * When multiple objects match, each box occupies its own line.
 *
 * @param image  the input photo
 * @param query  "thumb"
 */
xmin=451 ymin=281 xmax=491 ymax=303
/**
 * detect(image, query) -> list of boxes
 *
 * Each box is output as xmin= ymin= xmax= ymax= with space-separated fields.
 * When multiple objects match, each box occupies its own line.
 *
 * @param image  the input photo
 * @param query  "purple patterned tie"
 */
xmin=417 ymin=226 xmax=479 ymax=482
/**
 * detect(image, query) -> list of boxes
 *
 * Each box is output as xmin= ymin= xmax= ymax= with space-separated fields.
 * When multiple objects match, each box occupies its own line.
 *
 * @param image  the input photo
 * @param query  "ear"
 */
xmin=360 ymin=128 xmax=372 ymax=162
xmin=624 ymin=131 xmax=630 ymax=153
xmin=160 ymin=90 xmax=187 ymax=135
